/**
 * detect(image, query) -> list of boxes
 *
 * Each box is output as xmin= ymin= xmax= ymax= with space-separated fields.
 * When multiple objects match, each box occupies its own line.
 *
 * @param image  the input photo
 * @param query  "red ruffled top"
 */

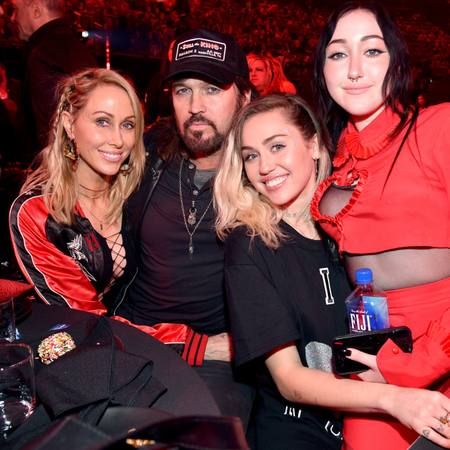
xmin=333 ymin=115 xmax=400 ymax=168
xmin=310 ymin=104 xmax=450 ymax=256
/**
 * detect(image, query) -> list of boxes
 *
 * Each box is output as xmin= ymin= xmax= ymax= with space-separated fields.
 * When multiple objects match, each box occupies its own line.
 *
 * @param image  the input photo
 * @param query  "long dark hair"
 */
xmin=314 ymin=1 xmax=413 ymax=145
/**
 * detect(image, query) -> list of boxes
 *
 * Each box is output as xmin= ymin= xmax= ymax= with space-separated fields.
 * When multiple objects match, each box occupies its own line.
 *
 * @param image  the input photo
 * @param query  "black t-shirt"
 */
xmin=225 ymin=222 xmax=351 ymax=449
xmin=225 ymin=221 xmax=351 ymax=369
xmin=117 ymin=158 xmax=228 ymax=334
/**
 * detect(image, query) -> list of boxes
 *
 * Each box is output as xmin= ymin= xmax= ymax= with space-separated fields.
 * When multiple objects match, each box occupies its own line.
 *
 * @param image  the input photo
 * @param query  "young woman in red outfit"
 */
xmin=311 ymin=1 xmax=450 ymax=449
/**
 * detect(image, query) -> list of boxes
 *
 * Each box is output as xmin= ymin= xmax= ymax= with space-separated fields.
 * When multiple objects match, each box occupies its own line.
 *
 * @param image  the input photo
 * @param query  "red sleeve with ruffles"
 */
xmin=377 ymin=309 xmax=450 ymax=389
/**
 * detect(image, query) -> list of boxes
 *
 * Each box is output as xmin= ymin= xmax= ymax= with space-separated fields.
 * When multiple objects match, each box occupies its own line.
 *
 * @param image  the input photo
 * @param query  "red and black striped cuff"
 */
xmin=182 ymin=329 xmax=209 ymax=366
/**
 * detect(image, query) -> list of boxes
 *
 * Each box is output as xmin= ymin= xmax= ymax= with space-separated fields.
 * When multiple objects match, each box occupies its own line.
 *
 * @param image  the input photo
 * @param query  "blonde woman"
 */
xmin=214 ymin=94 xmax=450 ymax=450
xmin=10 ymin=68 xmax=146 ymax=314
xmin=270 ymin=56 xmax=296 ymax=94
xmin=247 ymin=54 xmax=276 ymax=95
xmin=247 ymin=54 xmax=295 ymax=96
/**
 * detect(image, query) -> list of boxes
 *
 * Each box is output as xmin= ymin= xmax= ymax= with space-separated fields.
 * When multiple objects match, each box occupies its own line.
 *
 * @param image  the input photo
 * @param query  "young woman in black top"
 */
xmin=214 ymin=94 xmax=450 ymax=450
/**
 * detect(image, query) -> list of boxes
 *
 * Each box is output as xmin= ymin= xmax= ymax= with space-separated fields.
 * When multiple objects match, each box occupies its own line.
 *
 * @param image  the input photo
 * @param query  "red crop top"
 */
xmin=311 ymin=104 xmax=450 ymax=256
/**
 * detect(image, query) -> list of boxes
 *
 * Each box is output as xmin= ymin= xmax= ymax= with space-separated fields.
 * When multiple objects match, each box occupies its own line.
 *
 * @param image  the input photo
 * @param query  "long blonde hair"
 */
xmin=247 ymin=54 xmax=284 ymax=96
xmin=214 ymin=94 xmax=332 ymax=249
xmin=21 ymin=68 xmax=146 ymax=226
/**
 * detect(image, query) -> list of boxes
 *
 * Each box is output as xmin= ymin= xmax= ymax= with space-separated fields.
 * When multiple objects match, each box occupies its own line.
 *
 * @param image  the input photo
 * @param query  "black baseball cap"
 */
xmin=162 ymin=28 xmax=249 ymax=85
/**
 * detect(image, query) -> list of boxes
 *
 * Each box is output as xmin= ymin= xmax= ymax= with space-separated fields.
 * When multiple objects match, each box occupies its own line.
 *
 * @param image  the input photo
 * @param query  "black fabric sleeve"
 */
xmin=224 ymin=230 xmax=301 ymax=367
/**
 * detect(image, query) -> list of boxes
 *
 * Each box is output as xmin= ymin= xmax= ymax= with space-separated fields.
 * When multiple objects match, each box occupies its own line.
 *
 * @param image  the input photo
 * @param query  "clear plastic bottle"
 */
xmin=345 ymin=268 xmax=390 ymax=333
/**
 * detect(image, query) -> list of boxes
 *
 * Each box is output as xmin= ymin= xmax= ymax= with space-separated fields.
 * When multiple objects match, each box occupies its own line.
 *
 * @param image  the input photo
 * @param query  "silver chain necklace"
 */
xmin=179 ymin=158 xmax=213 ymax=260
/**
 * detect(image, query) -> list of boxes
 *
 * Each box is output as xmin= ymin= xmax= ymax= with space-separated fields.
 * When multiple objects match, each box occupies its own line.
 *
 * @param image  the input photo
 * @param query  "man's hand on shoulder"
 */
xmin=204 ymin=333 xmax=233 ymax=361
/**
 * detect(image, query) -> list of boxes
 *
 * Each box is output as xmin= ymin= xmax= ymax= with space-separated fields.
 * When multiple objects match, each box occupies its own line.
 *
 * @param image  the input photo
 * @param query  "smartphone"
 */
xmin=408 ymin=436 xmax=446 ymax=449
xmin=332 ymin=326 xmax=413 ymax=376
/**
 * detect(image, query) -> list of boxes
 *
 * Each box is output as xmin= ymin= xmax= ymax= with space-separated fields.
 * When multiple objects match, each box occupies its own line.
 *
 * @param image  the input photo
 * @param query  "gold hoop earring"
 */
xmin=119 ymin=162 xmax=134 ymax=176
xmin=64 ymin=138 xmax=79 ymax=171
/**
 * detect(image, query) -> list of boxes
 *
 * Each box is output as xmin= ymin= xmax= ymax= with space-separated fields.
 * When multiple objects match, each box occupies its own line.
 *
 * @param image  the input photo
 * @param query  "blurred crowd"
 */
xmin=1 ymin=0 xmax=449 ymax=92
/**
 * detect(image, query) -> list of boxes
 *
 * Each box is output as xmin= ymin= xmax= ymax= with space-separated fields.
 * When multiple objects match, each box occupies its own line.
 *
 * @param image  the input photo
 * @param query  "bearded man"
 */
xmin=114 ymin=28 xmax=258 ymax=428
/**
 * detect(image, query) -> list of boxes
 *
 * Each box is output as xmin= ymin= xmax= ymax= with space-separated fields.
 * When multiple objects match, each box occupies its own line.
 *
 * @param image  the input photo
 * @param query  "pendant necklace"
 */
xmin=78 ymin=197 xmax=106 ymax=231
xmin=179 ymin=158 xmax=213 ymax=260
xmin=186 ymin=167 xmax=198 ymax=225
xmin=188 ymin=197 xmax=197 ymax=226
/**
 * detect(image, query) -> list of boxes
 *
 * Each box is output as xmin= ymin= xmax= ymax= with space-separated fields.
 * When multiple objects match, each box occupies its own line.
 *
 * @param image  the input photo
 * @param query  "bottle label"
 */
xmin=347 ymin=295 xmax=390 ymax=333
xmin=349 ymin=307 xmax=372 ymax=332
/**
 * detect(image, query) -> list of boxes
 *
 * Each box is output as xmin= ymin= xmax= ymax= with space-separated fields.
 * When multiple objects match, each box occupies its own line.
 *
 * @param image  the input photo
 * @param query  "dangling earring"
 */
xmin=64 ymin=138 xmax=79 ymax=171
xmin=315 ymin=158 xmax=318 ymax=179
xmin=119 ymin=162 xmax=134 ymax=176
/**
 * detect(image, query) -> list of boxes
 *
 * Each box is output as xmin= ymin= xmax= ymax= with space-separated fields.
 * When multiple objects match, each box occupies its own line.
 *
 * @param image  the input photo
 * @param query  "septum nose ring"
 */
xmin=349 ymin=77 xmax=359 ymax=82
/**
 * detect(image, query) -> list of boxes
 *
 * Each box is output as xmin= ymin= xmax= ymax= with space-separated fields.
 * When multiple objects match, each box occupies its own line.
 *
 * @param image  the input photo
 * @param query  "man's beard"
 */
xmin=176 ymin=97 xmax=244 ymax=156
xmin=180 ymin=115 xmax=225 ymax=155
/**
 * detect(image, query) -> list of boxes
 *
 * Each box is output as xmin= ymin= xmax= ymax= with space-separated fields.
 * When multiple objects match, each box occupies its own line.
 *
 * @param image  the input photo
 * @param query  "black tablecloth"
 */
xmin=16 ymin=304 xmax=220 ymax=416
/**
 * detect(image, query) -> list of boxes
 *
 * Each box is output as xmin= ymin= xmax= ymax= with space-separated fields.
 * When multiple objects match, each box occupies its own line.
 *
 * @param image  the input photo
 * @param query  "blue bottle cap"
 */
xmin=355 ymin=268 xmax=373 ymax=284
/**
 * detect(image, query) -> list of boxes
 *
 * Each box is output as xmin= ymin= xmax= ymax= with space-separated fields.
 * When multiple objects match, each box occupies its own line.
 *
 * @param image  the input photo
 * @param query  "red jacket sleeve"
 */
xmin=110 ymin=317 xmax=209 ymax=365
xmin=377 ymin=335 xmax=450 ymax=388
xmin=10 ymin=194 xmax=107 ymax=315
xmin=377 ymin=313 xmax=450 ymax=388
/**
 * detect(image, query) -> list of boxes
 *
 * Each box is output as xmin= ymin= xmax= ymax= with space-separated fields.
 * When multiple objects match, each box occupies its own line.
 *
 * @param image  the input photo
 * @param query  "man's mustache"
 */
xmin=184 ymin=115 xmax=217 ymax=131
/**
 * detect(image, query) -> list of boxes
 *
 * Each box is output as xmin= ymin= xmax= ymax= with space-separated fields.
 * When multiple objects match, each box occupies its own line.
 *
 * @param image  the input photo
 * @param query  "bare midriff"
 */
xmin=320 ymin=183 xmax=450 ymax=290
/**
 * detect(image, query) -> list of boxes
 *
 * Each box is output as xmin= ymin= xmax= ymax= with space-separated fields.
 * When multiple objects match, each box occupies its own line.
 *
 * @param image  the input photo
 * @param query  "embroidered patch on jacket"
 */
xmin=67 ymin=235 xmax=96 ymax=281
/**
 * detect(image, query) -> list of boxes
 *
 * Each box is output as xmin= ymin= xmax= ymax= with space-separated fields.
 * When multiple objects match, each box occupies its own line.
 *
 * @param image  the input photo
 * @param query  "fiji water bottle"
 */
xmin=345 ymin=268 xmax=390 ymax=333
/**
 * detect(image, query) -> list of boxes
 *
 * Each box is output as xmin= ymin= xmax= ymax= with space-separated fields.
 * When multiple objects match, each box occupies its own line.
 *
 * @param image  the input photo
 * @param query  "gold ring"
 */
xmin=439 ymin=412 xmax=450 ymax=425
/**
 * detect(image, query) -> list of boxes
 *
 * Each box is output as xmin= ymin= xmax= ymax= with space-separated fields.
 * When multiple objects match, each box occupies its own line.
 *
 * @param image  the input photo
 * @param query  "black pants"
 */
xmin=194 ymin=360 xmax=255 ymax=431
xmin=254 ymin=387 xmax=343 ymax=450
